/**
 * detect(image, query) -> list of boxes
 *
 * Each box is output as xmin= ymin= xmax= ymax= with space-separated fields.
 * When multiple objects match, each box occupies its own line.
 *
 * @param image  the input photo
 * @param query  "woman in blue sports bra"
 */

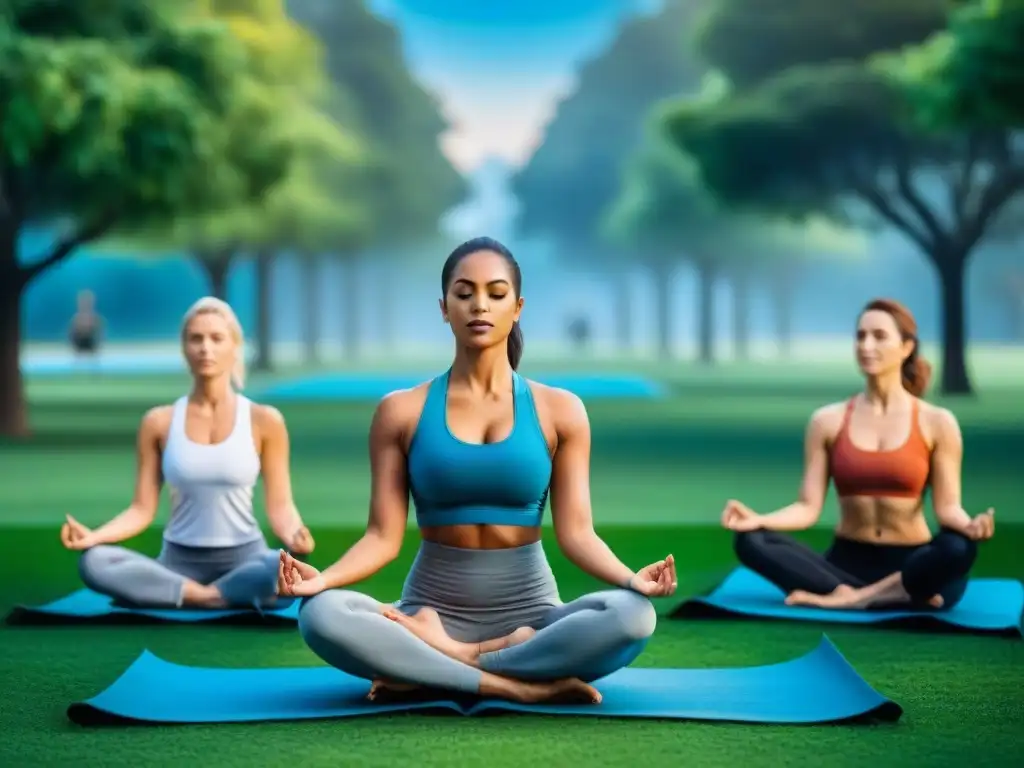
xmin=279 ymin=237 xmax=676 ymax=705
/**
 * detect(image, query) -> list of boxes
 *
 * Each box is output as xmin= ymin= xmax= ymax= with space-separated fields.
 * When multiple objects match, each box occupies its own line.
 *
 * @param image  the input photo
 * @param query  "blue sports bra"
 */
xmin=407 ymin=370 xmax=552 ymax=528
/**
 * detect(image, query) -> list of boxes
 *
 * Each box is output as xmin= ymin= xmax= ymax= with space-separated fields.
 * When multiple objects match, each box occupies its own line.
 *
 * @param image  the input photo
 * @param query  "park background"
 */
xmin=1 ymin=1 xmax=1022 ymax=766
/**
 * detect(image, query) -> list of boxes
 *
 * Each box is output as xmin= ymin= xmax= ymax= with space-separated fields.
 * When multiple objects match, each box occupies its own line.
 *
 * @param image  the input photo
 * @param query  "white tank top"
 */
xmin=161 ymin=395 xmax=263 ymax=548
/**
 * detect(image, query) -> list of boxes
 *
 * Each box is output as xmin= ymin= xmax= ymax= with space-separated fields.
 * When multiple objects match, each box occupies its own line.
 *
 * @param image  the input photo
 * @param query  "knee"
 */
xmin=607 ymin=590 xmax=657 ymax=641
xmin=297 ymin=590 xmax=356 ymax=648
xmin=77 ymin=545 xmax=117 ymax=585
xmin=937 ymin=530 xmax=978 ymax=566
xmin=733 ymin=529 xmax=768 ymax=563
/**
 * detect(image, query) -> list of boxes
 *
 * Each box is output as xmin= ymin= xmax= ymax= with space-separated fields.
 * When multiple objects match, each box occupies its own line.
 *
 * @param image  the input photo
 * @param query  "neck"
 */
xmin=450 ymin=344 xmax=513 ymax=393
xmin=190 ymin=375 xmax=234 ymax=406
xmin=863 ymin=372 xmax=907 ymax=411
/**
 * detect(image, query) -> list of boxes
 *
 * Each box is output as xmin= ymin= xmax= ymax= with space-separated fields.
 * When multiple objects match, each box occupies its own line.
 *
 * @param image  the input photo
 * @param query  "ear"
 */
xmin=513 ymin=296 xmax=524 ymax=323
xmin=438 ymin=297 xmax=448 ymax=323
xmin=901 ymin=337 xmax=916 ymax=363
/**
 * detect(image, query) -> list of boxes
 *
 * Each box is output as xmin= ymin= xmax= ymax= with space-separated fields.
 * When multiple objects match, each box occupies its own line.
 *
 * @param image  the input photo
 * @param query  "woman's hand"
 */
xmin=278 ymin=550 xmax=327 ymax=597
xmin=60 ymin=514 xmax=98 ymax=551
xmin=721 ymin=500 xmax=763 ymax=532
xmin=289 ymin=525 xmax=315 ymax=555
xmin=964 ymin=508 xmax=995 ymax=541
xmin=629 ymin=554 xmax=677 ymax=597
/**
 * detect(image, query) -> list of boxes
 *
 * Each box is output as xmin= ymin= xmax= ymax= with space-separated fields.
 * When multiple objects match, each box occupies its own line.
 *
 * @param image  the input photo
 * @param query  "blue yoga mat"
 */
xmin=5 ymin=588 xmax=299 ymax=626
xmin=250 ymin=373 xmax=665 ymax=402
xmin=671 ymin=567 xmax=1024 ymax=637
xmin=66 ymin=636 xmax=901 ymax=726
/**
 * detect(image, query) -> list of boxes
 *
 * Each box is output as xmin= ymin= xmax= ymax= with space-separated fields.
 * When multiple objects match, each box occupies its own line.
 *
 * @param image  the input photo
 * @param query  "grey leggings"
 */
xmin=298 ymin=540 xmax=657 ymax=693
xmin=78 ymin=537 xmax=287 ymax=609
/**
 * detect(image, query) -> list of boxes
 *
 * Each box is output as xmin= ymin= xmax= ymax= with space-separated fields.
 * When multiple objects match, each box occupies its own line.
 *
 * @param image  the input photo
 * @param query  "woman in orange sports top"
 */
xmin=721 ymin=298 xmax=995 ymax=611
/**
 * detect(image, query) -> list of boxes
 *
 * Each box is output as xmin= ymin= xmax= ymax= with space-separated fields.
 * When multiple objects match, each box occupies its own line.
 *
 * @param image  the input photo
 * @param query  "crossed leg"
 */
xmin=381 ymin=588 xmax=656 ymax=687
xmin=78 ymin=545 xmax=286 ymax=609
xmin=298 ymin=589 xmax=602 ymax=704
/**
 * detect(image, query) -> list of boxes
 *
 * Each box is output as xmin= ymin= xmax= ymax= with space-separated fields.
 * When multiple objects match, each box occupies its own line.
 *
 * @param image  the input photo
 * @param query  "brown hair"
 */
xmin=860 ymin=298 xmax=932 ymax=397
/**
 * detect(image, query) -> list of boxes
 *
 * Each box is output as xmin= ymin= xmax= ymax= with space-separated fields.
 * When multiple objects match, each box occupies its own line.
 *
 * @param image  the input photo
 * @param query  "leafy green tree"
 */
xmin=605 ymin=124 xmax=867 ymax=361
xmin=288 ymin=0 xmax=467 ymax=357
xmin=512 ymin=0 xmax=708 ymax=351
xmin=602 ymin=127 xmax=729 ymax=362
xmin=0 ymin=0 xmax=289 ymax=436
xmin=901 ymin=0 xmax=1024 ymax=128
xmin=662 ymin=0 xmax=1024 ymax=393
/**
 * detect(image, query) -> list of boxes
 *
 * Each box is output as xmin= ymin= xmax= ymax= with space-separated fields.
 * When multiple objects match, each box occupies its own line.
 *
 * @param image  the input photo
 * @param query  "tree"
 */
xmin=602 ymin=125 xmax=731 ymax=362
xmin=512 ymin=0 xmax=709 ymax=352
xmin=0 ymin=0 xmax=290 ymax=436
xmin=901 ymin=0 xmax=1024 ymax=128
xmin=288 ymin=0 xmax=467 ymax=357
xmin=604 ymin=122 xmax=868 ymax=361
xmin=662 ymin=0 xmax=1024 ymax=394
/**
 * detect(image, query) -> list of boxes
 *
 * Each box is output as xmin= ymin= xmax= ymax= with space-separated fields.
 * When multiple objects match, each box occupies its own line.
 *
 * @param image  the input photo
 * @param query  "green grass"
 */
xmin=1 ymin=361 xmax=1023 ymax=766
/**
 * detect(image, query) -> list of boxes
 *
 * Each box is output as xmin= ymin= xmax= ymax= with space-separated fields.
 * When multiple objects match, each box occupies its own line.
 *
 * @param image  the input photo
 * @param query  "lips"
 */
xmin=467 ymin=321 xmax=492 ymax=328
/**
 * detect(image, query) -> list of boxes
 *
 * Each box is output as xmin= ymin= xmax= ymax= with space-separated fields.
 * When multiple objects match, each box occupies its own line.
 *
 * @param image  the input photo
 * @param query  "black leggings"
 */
xmin=734 ymin=528 xmax=978 ymax=609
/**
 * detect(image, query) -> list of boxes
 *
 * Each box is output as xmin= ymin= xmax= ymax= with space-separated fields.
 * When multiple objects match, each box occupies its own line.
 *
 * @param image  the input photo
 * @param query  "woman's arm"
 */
xmin=83 ymin=408 xmax=165 ymax=546
xmin=255 ymin=405 xmax=310 ymax=550
xmin=929 ymin=408 xmax=982 ymax=535
xmin=547 ymin=389 xmax=637 ymax=587
xmin=742 ymin=409 xmax=831 ymax=532
xmin=317 ymin=393 xmax=411 ymax=590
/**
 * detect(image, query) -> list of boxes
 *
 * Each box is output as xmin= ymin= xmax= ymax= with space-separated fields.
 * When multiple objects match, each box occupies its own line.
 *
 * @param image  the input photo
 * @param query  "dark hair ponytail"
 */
xmin=901 ymin=342 xmax=932 ymax=397
xmin=440 ymin=236 xmax=525 ymax=370
xmin=508 ymin=321 xmax=524 ymax=370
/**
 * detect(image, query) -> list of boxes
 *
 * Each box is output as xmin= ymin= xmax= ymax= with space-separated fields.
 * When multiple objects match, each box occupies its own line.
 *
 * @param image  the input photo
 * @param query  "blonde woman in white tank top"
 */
xmin=59 ymin=298 xmax=315 ymax=610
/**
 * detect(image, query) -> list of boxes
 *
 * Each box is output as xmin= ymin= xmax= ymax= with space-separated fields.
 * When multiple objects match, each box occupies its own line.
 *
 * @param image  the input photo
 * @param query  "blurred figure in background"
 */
xmin=68 ymin=290 xmax=103 ymax=361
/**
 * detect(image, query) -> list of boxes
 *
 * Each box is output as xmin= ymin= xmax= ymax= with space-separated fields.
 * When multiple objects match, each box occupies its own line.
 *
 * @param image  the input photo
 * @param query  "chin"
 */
xmin=460 ymin=334 xmax=496 ymax=350
xmin=857 ymin=361 xmax=879 ymax=376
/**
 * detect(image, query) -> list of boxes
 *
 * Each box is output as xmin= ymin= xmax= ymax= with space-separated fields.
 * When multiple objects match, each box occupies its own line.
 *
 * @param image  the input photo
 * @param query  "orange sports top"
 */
xmin=828 ymin=398 xmax=931 ymax=499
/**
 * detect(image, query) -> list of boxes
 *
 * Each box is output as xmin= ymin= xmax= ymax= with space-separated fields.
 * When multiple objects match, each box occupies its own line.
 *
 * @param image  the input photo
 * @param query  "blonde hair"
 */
xmin=181 ymin=297 xmax=246 ymax=390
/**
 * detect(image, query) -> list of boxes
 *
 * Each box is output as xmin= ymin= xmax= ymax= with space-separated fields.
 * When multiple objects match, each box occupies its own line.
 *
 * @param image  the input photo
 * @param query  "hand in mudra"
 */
xmin=289 ymin=525 xmax=315 ymax=555
xmin=277 ymin=550 xmax=327 ymax=597
xmin=965 ymin=508 xmax=995 ymax=541
xmin=60 ymin=514 xmax=97 ymax=551
xmin=629 ymin=554 xmax=677 ymax=597
xmin=721 ymin=500 xmax=762 ymax=532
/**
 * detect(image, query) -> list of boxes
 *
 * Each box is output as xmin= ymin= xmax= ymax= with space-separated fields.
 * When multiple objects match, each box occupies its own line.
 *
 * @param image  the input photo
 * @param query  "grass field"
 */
xmin=1 ymin=358 xmax=1022 ymax=767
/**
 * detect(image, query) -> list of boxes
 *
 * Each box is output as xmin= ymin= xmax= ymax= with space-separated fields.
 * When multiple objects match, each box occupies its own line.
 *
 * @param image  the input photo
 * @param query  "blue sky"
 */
xmin=370 ymin=0 xmax=661 ymax=171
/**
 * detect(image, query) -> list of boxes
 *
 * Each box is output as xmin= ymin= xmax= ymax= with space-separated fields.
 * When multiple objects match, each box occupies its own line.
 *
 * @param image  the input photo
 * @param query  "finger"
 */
xmin=666 ymin=554 xmax=677 ymax=586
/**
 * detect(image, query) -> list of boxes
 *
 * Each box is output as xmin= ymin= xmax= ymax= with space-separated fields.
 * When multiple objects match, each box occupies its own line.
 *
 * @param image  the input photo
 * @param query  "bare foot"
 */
xmin=494 ymin=676 xmax=602 ymax=706
xmin=367 ymin=679 xmax=421 ymax=702
xmin=381 ymin=607 xmax=535 ymax=667
xmin=786 ymin=582 xmax=943 ymax=610
xmin=478 ymin=626 xmax=537 ymax=654
xmin=182 ymin=582 xmax=227 ymax=609
xmin=785 ymin=584 xmax=860 ymax=608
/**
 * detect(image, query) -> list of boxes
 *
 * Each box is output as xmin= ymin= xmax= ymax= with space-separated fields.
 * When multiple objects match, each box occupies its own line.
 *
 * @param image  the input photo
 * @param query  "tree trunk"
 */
xmin=0 ymin=275 xmax=27 ymax=438
xmin=770 ymin=267 xmax=795 ymax=357
xmin=342 ymin=256 xmax=359 ymax=360
xmin=614 ymin=270 xmax=632 ymax=354
xmin=203 ymin=256 xmax=231 ymax=300
xmin=301 ymin=255 xmax=319 ymax=365
xmin=695 ymin=260 xmax=716 ymax=364
xmin=252 ymin=250 xmax=273 ymax=372
xmin=652 ymin=261 xmax=673 ymax=359
xmin=0 ymin=220 xmax=27 ymax=437
xmin=937 ymin=252 xmax=972 ymax=395
xmin=731 ymin=269 xmax=751 ymax=361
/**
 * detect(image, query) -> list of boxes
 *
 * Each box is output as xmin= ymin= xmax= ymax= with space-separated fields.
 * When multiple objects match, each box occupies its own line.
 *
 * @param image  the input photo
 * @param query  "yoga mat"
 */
xmin=671 ymin=567 xmax=1024 ymax=638
xmin=66 ymin=635 xmax=901 ymax=726
xmin=5 ymin=589 xmax=299 ymax=626
xmin=251 ymin=373 xmax=665 ymax=402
